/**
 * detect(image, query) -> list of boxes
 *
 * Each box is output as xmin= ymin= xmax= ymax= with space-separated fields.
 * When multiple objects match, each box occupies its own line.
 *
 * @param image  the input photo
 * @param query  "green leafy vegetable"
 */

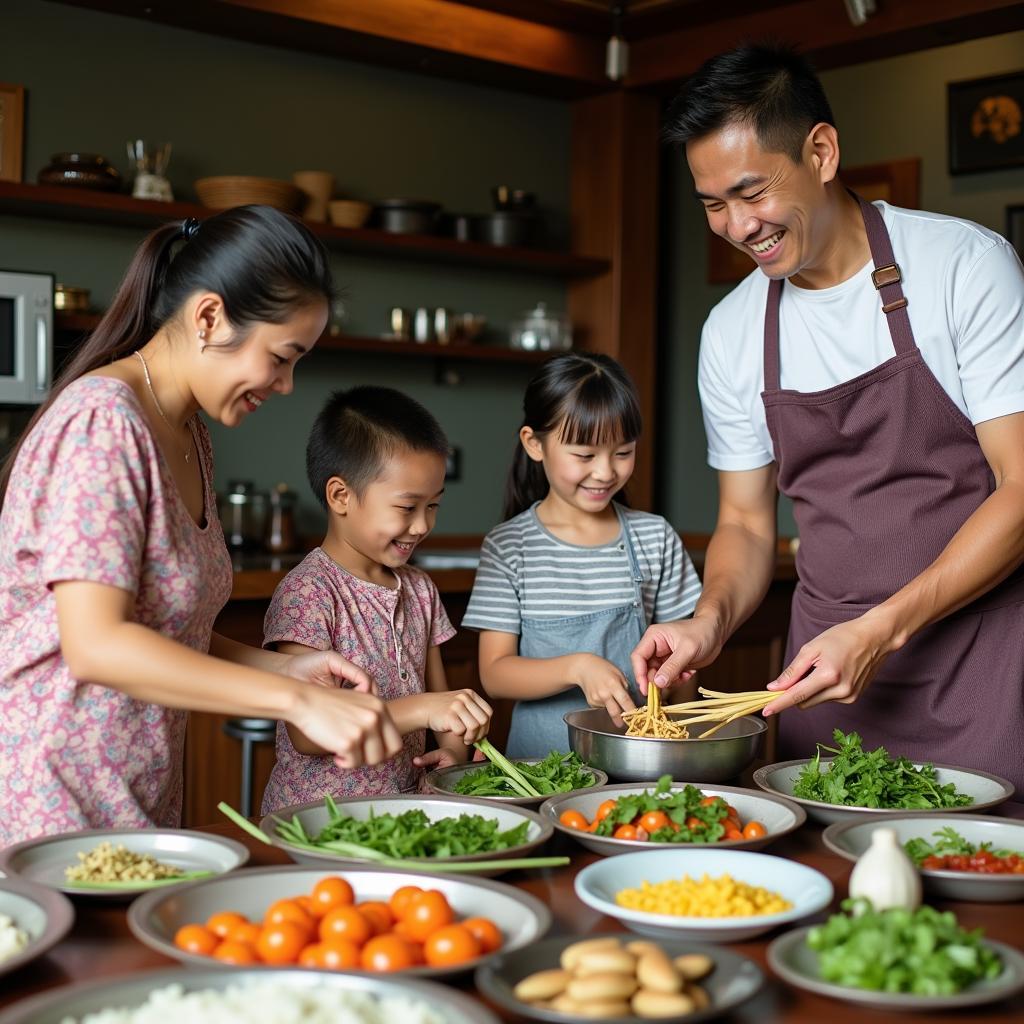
xmin=65 ymin=871 xmax=213 ymax=890
xmin=454 ymin=747 xmax=596 ymax=798
xmin=904 ymin=826 xmax=1020 ymax=866
xmin=595 ymin=775 xmax=728 ymax=843
xmin=807 ymin=899 xmax=1002 ymax=994
xmin=792 ymin=730 xmax=973 ymax=810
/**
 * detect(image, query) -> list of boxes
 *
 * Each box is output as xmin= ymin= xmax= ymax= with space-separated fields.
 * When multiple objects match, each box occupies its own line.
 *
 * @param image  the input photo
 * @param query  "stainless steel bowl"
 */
xmin=564 ymin=709 xmax=766 ymax=784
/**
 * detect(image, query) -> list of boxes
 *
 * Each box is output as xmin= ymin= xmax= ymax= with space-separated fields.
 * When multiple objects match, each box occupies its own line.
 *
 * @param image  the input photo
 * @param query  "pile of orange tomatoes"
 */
xmin=172 ymin=876 xmax=503 ymax=971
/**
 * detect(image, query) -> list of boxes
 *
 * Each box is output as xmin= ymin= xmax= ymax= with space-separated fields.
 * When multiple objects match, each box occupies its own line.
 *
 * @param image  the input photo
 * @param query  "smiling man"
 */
xmin=631 ymin=44 xmax=1024 ymax=788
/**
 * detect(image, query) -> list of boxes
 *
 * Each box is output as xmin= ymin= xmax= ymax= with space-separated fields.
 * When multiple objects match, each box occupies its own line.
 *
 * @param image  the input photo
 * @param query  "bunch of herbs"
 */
xmin=454 ymin=749 xmax=595 ymax=798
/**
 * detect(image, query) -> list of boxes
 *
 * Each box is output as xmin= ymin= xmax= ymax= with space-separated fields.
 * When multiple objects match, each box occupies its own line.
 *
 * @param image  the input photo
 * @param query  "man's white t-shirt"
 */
xmin=698 ymin=202 xmax=1024 ymax=471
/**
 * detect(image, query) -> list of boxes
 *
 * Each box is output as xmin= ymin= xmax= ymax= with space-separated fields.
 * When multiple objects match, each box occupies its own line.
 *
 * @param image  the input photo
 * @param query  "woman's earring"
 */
xmin=198 ymin=328 xmax=208 ymax=354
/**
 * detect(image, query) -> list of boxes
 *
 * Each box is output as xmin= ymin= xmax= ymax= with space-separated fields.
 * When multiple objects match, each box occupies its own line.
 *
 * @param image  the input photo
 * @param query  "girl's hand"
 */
xmin=573 ymin=654 xmax=637 ymax=722
xmin=291 ymin=686 xmax=403 ymax=769
xmin=281 ymin=650 xmax=378 ymax=695
xmin=418 ymin=689 xmax=493 ymax=744
xmin=763 ymin=613 xmax=892 ymax=715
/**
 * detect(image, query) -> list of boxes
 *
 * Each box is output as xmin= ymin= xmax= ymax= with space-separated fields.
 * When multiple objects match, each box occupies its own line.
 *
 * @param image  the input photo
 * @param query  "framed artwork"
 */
xmin=706 ymin=157 xmax=921 ymax=285
xmin=0 ymin=82 xmax=25 ymax=183
xmin=948 ymin=71 xmax=1024 ymax=175
xmin=1008 ymin=204 xmax=1024 ymax=264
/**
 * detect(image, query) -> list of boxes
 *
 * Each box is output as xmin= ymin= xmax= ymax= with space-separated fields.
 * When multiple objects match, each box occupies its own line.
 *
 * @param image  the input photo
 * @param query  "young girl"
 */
xmin=463 ymin=353 xmax=702 ymax=757
xmin=0 ymin=207 xmax=401 ymax=846
xmin=260 ymin=386 xmax=492 ymax=812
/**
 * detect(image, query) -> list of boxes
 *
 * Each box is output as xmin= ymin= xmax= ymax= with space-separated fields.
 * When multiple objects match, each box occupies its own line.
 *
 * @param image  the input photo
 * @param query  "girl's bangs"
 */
xmin=557 ymin=378 xmax=641 ymax=447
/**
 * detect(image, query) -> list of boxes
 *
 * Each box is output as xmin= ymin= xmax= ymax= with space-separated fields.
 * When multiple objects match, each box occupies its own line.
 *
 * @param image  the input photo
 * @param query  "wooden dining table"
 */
xmin=3 ymin=808 xmax=1023 ymax=1022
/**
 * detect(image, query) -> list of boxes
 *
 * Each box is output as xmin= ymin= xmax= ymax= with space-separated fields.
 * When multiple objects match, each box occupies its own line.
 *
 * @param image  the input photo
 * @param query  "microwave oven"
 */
xmin=0 ymin=269 xmax=54 ymax=405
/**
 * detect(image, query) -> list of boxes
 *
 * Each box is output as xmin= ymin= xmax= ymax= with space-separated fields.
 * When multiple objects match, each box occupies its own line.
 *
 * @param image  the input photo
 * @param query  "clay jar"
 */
xmin=292 ymin=170 xmax=334 ymax=222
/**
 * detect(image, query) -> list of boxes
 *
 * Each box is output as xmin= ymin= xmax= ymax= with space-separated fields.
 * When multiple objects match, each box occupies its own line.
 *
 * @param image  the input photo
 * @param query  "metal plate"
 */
xmin=0 ymin=965 xmax=501 ymax=1024
xmin=754 ymin=759 xmax=1015 ymax=825
xmin=259 ymin=794 xmax=552 ymax=875
xmin=540 ymin=783 xmax=806 ymax=856
xmin=574 ymin=848 xmax=833 ymax=943
xmin=426 ymin=760 xmax=609 ymax=809
xmin=0 ymin=878 xmax=74 ymax=980
xmin=0 ymin=829 xmax=250 ymax=901
xmin=476 ymin=934 xmax=764 ymax=1024
xmin=822 ymin=813 xmax=1024 ymax=902
xmin=128 ymin=863 xmax=551 ymax=979
xmin=768 ymin=927 xmax=1024 ymax=1011
xmin=565 ymin=709 xmax=765 ymax=784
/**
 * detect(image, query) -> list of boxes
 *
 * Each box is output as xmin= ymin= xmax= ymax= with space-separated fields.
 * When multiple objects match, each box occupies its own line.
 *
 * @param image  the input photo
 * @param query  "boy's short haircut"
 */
xmin=306 ymin=386 xmax=450 ymax=509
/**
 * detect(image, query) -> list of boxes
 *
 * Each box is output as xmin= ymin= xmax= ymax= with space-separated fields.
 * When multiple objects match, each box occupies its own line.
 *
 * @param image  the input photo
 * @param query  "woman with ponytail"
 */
xmin=0 ymin=206 xmax=402 ymax=846
xmin=462 ymin=352 xmax=702 ymax=757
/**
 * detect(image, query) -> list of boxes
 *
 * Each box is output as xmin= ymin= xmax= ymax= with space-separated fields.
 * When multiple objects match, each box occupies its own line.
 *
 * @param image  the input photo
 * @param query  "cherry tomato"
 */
xmin=212 ymin=939 xmax=258 ymax=965
xmin=559 ymin=809 xmax=589 ymax=831
xmin=310 ymin=876 xmax=355 ymax=918
xmin=595 ymin=799 xmax=618 ymax=822
xmin=359 ymin=900 xmax=395 ymax=935
xmin=388 ymin=885 xmax=424 ymax=921
xmin=173 ymin=924 xmax=218 ymax=956
xmin=742 ymin=821 xmax=767 ymax=839
xmin=638 ymin=811 xmax=671 ymax=834
xmin=300 ymin=938 xmax=361 ymax=969
xmin=403 ymin=890 xmax=454 ymax=942
xmin=319 ymin=905 xmax=373 ymax=947
xmin=685 ymin=817 xmax=705 ymax=830
xmin=723 ymin=826 xmax=743 ymax=842
xmin=256 ymin=921 xmax=307 ymax=964
xmin=612 ymin=824 xmax=639 ymax=840
xmin=295 ymin=895 xmax=316 ymax=915
xmin=424 ymin=924 xmax=482 ymax=967
xmin=361 ymin=934 xmax=416 ymax=972
xmin=206 ymin=911 xmax=248 ymax=939
xmin=461 ymin=916 xmax=503 ymax=954
xmin=226 ymin=920 xmax=262 ymax=947
xmin=264 ymin=899 xmax=315 ymax=937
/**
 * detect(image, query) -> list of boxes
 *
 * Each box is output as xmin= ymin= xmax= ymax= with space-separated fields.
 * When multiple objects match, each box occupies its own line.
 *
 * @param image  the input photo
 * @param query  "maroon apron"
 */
xmin=763 ymin=195 xmax=1024 ymax=791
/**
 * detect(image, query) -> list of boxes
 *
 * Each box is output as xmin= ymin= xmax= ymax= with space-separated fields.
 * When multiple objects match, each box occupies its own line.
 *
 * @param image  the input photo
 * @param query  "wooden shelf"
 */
xmin=54 ymin=312 xmax=558 ymax=364
xmin=0 ymin=181 xmax=609 ymax=278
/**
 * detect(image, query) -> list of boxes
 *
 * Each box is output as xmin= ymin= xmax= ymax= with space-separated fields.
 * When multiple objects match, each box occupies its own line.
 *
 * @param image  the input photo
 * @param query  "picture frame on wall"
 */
xmin=0 ymin=82 xmax=25 ymax=183
xmin=706 ymin=157 xmax=921 ymax=285
xmin=1008 ymin=204 xmax=1024 ymax=264
xmin=948 ymin=71 xmax=1024 ymax=175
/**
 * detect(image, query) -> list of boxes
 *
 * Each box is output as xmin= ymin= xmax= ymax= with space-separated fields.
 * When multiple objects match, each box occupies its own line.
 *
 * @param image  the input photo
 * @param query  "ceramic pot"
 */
xmin=38 ymin=153 xmax=121 ymax=191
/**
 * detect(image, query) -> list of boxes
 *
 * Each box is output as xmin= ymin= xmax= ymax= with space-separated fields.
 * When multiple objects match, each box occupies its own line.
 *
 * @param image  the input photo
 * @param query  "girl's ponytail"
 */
xmin=501 ymin=351 xmax=643 ymax=522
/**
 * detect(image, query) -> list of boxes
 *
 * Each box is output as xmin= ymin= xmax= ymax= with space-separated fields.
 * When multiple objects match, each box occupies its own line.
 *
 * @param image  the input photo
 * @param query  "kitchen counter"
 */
xmin=3 ymin=806 xmax=1023 ymax=1021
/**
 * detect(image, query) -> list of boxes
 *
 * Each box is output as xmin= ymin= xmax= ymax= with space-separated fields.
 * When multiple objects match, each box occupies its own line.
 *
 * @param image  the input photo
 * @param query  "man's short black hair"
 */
xmin=664 ymin=43 xmax=835 ymax=162
xmin=306 ymin=386 xmax=449 ymax=509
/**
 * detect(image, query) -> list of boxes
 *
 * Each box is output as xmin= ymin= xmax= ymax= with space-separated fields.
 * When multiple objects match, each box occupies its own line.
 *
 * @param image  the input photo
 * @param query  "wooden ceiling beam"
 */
xmin=626 ymin=0 xmax=1024 ymax=90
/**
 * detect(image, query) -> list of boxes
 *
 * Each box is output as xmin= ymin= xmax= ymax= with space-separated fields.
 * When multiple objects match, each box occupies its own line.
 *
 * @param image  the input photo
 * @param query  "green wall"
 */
xmin=0 ymin=0 xmax=571 ymax=535
xmin=659 ymin=31 xmax=1024 ymax=535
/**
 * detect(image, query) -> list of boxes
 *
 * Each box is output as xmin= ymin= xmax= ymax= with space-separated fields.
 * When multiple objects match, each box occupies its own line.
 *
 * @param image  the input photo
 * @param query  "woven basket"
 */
xmin=194 ymin=176 xmax=304 ymax=214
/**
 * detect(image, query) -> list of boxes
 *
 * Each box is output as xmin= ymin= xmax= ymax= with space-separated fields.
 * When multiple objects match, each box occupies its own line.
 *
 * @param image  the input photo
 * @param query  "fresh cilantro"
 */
xmin=595 ymin=775 xmax=728 ymax=844
xmin=793 ymin=730 xmax=973 ymax=809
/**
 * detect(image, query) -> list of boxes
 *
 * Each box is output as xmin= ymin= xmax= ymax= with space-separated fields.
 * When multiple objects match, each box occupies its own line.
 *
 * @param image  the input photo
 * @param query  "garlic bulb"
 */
xmin=848 ymin=826 xmax=921 ymax=913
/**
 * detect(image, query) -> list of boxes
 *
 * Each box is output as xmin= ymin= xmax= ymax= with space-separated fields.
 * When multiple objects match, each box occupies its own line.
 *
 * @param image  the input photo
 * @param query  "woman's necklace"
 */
xmin=135 ymin=350 xmax=192 ymax=463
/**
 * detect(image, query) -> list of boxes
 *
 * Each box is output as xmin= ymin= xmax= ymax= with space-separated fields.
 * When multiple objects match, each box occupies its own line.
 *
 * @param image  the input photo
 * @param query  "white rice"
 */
xmin=59 ymin=982 xmax=451 ymax=1024
xmin=0 ymin=913 xmax=29 ymax=964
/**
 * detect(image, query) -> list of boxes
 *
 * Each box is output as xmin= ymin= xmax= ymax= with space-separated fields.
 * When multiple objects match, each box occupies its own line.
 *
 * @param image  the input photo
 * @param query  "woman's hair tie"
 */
xmin=180 ymin=217 xmax=201 ymax=241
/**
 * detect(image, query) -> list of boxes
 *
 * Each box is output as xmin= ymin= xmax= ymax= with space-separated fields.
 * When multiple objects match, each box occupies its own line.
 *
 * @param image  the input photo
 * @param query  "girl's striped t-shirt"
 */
xmin=462 ymin=503 xmax=701 ymax=633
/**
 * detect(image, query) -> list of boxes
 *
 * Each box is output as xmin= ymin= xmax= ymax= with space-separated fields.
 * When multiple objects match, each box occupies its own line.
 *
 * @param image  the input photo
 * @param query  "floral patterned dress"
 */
xmin=0 ymin=377 xmax=233 ymax=846
xmin=260 ymin=548 xmax=455 ymax=813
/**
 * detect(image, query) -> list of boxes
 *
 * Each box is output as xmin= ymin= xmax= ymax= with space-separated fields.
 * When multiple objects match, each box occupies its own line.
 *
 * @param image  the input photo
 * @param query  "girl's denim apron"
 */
xmin=505 ymin=505 xmax=647 ymax=758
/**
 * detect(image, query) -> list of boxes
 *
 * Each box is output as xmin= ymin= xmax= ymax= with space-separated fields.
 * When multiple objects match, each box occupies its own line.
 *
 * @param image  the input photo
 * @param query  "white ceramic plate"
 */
xmin=540 ymin=783 xmax=805 ymax=856
xmin=259 ymin=794 xmax=551 ymax=877
xmin=129 ymin=863 xmax=551 ymax=979
xmin=0 ymin=878 xmax=74 ymax=980
xmin=768 ymin=926 xmax=1024 ymax=1011
xmin=0 ymin=965 xmax=501 ymax=1024
xmin=573 ymin=848 xmax=833 ymax=943
xmin=0 ymin=829 xmax=250 ymax=901
xmin=753 ymin=759 xmax=1014 ymax=825
xmin=822 ymin=814 xmax=1024 ymax=902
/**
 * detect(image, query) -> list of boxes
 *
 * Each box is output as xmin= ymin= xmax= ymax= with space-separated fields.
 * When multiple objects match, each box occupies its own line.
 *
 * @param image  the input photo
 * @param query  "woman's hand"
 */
xmin=573 ymin=654 xmax=636 ymax=722
xmin=290 ymin=685 xmax=403 ymax=769
xmin=630 ymin=616 xmax=724 ymax=694
xmin=280 ymin=649 xmax=378 ymax=694
xmin=763 ymin=613 xmax=894 ymax=715
xmin=417 ymin=689 xmax=493 ymax=745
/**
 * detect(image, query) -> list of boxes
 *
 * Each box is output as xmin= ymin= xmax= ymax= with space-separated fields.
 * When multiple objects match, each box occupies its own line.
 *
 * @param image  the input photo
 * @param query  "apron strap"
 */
xmin=764 ymin=278 xmax=783 ymax=392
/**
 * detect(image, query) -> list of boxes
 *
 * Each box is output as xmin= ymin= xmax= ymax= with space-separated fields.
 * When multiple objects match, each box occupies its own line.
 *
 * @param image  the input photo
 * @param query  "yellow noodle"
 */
xmin=624 ymin=683 xmax=690 ymax=739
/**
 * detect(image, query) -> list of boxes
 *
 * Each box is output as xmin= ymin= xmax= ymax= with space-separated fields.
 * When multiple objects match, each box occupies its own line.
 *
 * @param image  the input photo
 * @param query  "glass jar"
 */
xmin=508 ymin=302 xmax=572 ymax=352
xmin=218 ymin=480 xmax=268 ymax=551
xmin=265 ymin=483 xmax=298 ymax=554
